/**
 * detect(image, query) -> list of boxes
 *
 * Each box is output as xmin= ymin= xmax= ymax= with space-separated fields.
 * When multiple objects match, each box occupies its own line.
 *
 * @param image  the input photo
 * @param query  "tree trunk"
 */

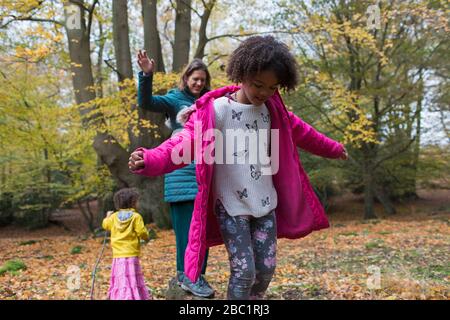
xmin=141 ymin=0 xmax=165 ymax=72
xmin=112 ymin=0 xmax=133 ymax=82
xmin=111 ymin=0 xmax=170 ymax=226
xmin=65 ymin=3 xmax=96 ymax=106
xmin=139 ymin=0 xmax=170 ymax=149
xmin=64 ymin=2 xmax=170 ymax=227
xmin=363 ymin=175 xmax=376 ymax=219
xmin=411 ymin=71 xmax=424 ymax=199
xmin=374 ymin=184 xmax=396 ymax=215
xmin=363 ymin=164 xmax=378 ymax=219
xmin=112 ymin=0 xmax=139 ymax=150
xmin=95 ymin=21 xmax=105 ymax=98
xmin=43 ymin=148 xmax=51 ymax=184
xmin=194 ymin=0 xmax=215 ymax=59
xmin=77 ymin=200 xmax=95 ymax=234
xmin=172 ymin=0 xmax=191 ymax=71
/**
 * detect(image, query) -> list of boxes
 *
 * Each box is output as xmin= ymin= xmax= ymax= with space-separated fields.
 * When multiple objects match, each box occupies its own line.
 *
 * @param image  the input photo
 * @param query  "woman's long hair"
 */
xmin=178 ymin=58 xmax=211 ymax=94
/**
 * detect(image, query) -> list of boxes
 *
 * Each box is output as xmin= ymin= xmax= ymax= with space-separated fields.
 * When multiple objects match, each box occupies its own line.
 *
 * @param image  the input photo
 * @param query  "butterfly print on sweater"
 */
xmin=237 ymin=188 xmax=248 ymax=199
xmin=245 ymin=120 xmax=258 ymax=131
xmin=250 ymin=165 xmax=261 ymax=180
xmin=232 ymin=109 xmax=243 ymax=121
xmin=261 ymin=197 xmax=270 ymax=207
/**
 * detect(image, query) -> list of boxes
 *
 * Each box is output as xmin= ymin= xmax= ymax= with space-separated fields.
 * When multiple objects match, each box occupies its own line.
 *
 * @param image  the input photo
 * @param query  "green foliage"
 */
xmin=11 ymin=185 xmax=65 ymax=229
xmin=0 ymin=61 xmax=115 ymax=227
xmin=417 ymin=145 xmax=450 ymax=190
xmin=273 ymin=0 xmax=448 ymax=210
xmin=0 ymin=192 xmax=13 ymax=226
xmin=412 ymin=264 xmax=450 ymax=281
xmin=70 ymin=245 xmax=83 ymax=255
xmin=0 ymin=259 xmax=27 ymax=276
xmin=19 ymin=240 xmax=37 ymax=246
xmin=0 ymin=0 xmax=447 ymax=224
xmin=365 ymin=239 xmax=385 ymax=250
xmin=283 ymin=91 xmax=345 ymax=209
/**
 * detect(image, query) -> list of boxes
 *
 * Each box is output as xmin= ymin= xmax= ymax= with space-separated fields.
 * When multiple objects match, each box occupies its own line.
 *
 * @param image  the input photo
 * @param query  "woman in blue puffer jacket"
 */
xmin=136 ymin=50 xmax=214 ymax=298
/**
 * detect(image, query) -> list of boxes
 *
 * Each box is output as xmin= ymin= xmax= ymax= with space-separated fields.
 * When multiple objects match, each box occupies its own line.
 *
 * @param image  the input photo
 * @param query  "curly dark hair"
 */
xmin=113 ymin=188 xmax=140 ymax=210
xmin=226 ymin=35 xmax=299 ymax=91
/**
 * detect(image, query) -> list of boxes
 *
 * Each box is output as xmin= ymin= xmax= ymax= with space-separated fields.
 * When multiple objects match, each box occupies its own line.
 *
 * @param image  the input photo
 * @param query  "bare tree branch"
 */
xmin=103 ymin=59 xmax=120 ymax=76
xmin=206 ymin=30 xmax=295 ymax=43
xmin=206 ymin=53 xmax=227 ymax=67
xmin=87 ymin=0 xmax=100 ymax=35
xmin=179 ymin=0 xmax=201 ymax=18
xmin=1 ymin=16 xmax=64 ymax=28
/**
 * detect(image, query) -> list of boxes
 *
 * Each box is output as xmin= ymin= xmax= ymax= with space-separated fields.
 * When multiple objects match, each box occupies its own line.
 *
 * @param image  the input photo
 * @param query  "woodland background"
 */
xmin=0 ymin=0 xmax=448 ymax=300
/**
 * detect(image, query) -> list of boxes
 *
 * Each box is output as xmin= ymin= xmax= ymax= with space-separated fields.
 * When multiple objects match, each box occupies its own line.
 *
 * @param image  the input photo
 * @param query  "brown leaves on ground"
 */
xmin=0 ymin=190 xmax=448 ymax=300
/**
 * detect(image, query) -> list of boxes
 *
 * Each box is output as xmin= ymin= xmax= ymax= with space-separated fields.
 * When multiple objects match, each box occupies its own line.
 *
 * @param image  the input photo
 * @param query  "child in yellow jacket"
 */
xmin=102 ymin=188 xmax=151 ymax=300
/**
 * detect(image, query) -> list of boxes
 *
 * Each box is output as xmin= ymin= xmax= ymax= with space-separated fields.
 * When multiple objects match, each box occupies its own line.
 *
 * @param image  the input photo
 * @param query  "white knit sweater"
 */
xmin=212 ymin=96 xmax=278 ymax=217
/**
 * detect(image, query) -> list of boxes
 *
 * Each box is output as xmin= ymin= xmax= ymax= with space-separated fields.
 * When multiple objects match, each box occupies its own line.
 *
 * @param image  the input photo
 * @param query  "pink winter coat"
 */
xmin=132 ymin=85 xmax=345 ymax=282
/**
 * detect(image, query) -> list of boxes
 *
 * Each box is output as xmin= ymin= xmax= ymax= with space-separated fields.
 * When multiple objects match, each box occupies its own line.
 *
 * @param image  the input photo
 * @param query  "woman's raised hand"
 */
xmin=137 ymin=50 xmax=155 ymax=75
xmin=129 ymin=150 xmax=145 ymax=171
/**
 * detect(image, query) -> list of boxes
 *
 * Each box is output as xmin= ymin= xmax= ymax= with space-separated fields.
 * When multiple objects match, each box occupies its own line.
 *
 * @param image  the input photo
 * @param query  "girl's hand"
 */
xmin=129 ymin=150 xmax=145 ymax=171
xmin=340 ymin=147 xmax=349 ymax=160
xmin=137 ymin=50 xmax=155 ymax=75
xmin=106 ymin=210 xmax=113 ymax=217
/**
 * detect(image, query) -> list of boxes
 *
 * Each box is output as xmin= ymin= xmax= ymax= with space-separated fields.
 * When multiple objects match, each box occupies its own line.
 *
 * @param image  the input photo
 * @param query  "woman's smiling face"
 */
xmin=186 ymin=70 xmax=207 ymax=97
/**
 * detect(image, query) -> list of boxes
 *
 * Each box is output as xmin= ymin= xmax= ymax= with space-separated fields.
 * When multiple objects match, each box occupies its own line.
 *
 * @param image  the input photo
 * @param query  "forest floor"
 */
xmin=0 ymin=189 xmax=448 ymax=300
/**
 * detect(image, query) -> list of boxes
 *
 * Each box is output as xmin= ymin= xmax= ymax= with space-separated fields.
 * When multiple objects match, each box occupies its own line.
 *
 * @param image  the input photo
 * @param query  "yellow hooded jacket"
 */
xmin=102 ymin=209 xmax=149 ymax=258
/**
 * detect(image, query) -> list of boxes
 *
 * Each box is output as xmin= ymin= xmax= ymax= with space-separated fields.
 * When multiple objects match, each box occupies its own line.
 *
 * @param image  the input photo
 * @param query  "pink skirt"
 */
xmin=107 ymin=257 xmax=152 ymax=300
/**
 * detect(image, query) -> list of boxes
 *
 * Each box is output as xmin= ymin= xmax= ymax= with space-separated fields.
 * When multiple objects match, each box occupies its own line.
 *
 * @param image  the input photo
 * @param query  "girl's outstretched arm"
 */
xmin=102 ymin=211 xmax=114 ymax=231
xmin=130 ymin=112 xmax=196 ymax=177
xmin=288 ymin=111 xmax=345 ymax=159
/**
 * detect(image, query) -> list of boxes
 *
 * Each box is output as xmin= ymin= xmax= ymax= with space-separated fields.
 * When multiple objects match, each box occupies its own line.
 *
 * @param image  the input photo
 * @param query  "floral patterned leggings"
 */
xmin=215 ymin=199 xmax=277 ymax=300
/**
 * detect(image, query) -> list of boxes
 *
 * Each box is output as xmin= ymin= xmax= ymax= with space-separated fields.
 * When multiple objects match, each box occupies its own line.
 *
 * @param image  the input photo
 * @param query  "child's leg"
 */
xmin=250 ymin=210 xmax=277 ymax=299
xmin=215 ymin=199 xmax=255 ymax=300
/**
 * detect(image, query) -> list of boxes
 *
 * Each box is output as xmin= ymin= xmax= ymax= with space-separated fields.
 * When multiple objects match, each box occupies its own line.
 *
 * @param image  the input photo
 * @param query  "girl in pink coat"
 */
xmin=129 ymin=36 xmax=348 ymax=300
